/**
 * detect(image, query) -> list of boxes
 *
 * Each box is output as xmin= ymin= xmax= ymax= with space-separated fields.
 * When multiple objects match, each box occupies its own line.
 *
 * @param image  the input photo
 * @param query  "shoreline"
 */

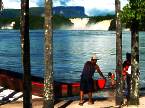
xmin=0 ymin=87 xmax=115 ymax=108
xmin=1 ymin=86 xmax=145 ymax=108
xmin=1 ymin=69 xmax=145 ymax=107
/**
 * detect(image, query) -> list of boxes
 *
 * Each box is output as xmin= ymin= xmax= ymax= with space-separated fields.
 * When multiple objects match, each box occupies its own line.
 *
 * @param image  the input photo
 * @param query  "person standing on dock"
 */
xmin=79 ymin=54 xmax=106 ymax=105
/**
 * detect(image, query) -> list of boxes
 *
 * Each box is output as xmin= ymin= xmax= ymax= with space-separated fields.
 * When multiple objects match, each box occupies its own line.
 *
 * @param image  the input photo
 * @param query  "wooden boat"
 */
xmin=0 ymin=69 xmax=106 ymax=98
xmin=0 ymin=69 xmax=81 ymax=98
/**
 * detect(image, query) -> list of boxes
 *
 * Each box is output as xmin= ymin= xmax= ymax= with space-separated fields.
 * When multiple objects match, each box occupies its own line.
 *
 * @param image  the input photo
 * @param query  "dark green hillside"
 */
xmin=29 ymin=16 xmax=44 ymax=29
xmin=87 ymin=15 xmax=115 ymax=25
xmin=0 ymin=15 xmax=73 ymax=29
xmin=0 ymin=7 xmax=44 ymax=18
xmin=0 ymin=8 xmax=145 ymax=31
xmin=52 ymin=15 xmax=73 ymax=29
xmin=109 ymin=18 xmax=145 ymax=31
xmin=0 ymin=9 xmax=20 ymax=18
xmin=0 ymin=17 xmax=20 ymax=29
xmin=29 ymin=7 xmax=44 ymax=16
xmin=0 ymin=17 xmax=15 ymax=24
xmin=108 ymin=19 xmax=116 ymax=31
xmin=0 ymin=16 xmax=43 ymax=29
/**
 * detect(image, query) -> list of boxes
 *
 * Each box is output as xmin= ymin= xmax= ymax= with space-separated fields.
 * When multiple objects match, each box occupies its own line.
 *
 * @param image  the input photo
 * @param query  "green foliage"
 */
xmin=52 ymin=14 xmax=73 ymax=29
xmin=13 ymin=17 xmax=20 ymax=29
xmin=29 ymin=16 xmax=44 ymax=29
xmin=0 ymin=17 xmax=14 ymax=24
xmin=109 ymin=19 xmax=116 ymax=31
xmin=0 ymin=15 xmax=73 ymax=29
xmin=120 ymin=0 xmax=145 ymax=23
xmin=0 ymin=16 xmax=44 ymax=29
xmin=29 ymin=7 xmax=44 ymax=16
xmin=87 ymin=15 xmax=115 ymax=25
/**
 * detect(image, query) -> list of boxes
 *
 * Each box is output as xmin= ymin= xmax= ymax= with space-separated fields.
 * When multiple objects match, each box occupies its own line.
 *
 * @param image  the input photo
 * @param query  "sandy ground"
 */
xmin=1 ymin=97 xmax=145 ymax=108
xmin=1 ymin=89 xmax=145 ymax=108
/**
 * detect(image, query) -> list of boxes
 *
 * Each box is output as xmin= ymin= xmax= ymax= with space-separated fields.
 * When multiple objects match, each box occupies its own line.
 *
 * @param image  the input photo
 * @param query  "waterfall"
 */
xmin=69 ymin=18 xmax=112 ymax=30
xmin=70 ymin=18 xmax=89 ymax=30
xmin=87 ymin=20 xmax=112 ymax=30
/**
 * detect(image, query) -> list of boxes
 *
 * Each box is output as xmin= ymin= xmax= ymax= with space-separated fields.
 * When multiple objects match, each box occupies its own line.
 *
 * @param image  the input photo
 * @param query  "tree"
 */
xmin=20 ymin=0 xmax=32 ymax=107
xmin=0 ymin=0 xmax=3 ymax=11
xmin=43 ymin=0 xmax=54 ymax=108
xmin=121 ymin=0 xmax=145 ymax=105
xmin=115 ymin=0 xmax=123 ymax=106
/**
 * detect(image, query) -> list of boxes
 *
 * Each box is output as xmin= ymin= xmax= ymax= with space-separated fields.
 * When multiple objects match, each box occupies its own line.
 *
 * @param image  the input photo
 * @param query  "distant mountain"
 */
xmin=0 ymin=6 xmax=87 ymax=18
xmin=53 ymin=6 xmax=87 ymax=18
xmin=1 ymin=6 xmax=144 ymax=30
xmin=29 ymin=7 xmax=44 ymax=16
xmin=0 ymin=7 xmax=44 ymax=18
xmin=0 ymin=9 xmax=20 ymax=18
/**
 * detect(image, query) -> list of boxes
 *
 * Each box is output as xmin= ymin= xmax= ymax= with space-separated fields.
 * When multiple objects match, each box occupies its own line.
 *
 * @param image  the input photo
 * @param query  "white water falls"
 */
xmin=1 ymin=21 xmax=15 ymax=30
xmin=69 ymin=18 xmax=112 ymax=30
xmin=70 ymin=18 xmax=89 ymax=30
xmin=87 ymin=20 xmax=112 ymax=30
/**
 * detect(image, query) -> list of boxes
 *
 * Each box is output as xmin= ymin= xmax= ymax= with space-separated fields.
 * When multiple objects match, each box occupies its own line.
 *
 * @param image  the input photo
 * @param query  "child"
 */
xmin=108 ymin=72 xmax=116 ymax=88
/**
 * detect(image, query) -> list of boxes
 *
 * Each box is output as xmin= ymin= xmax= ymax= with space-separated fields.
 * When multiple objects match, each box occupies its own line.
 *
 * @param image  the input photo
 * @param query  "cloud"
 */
xmin=88 ymin=9 xmax=115 ymax=16
xmin=3 ymin=0 xmax=40 ymax=9
xmin=36 ymin=0 xmax=44 ymax=7
xmin=53 ymin=0 xmax=128 ymax=16
xmin=59 ymin=0 xmax=70 ymax=6
xmin=3 ymin=0 xmax=20 ymax=9
xmin=3 ymin=0 xmax=128 ymax=16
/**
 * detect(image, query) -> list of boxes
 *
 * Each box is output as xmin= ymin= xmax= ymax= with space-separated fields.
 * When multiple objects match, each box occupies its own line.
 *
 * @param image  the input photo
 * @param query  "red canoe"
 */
xmin=0 ymin=69 xmax=106 ymax=98
xmin=0 ymin=69 xmax=81 ymax=97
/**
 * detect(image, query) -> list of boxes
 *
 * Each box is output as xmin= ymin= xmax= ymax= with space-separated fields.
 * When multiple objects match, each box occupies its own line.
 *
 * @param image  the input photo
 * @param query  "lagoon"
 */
xmin=0 ymin=30 xmax=145 ymax=87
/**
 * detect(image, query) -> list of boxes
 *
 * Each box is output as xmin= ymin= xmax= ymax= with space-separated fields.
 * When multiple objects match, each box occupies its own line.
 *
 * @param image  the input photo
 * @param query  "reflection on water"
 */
xmin=53 ymin=30 xmax=116 ymax=82
xmin=0 ymin=30 xmax=145 ymax=88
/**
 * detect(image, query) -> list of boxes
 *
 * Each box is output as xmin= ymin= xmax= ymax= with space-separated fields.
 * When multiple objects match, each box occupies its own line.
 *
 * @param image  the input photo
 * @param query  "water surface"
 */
xmin=0 ymin=30 xmax=145 ymax=88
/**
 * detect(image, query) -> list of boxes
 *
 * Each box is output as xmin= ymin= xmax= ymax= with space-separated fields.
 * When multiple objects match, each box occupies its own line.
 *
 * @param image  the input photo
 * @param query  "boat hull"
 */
xmin=0 ymin=69 xmax=106 ymax=98
xmin=0 ymin=69 xmax=80 ymax=98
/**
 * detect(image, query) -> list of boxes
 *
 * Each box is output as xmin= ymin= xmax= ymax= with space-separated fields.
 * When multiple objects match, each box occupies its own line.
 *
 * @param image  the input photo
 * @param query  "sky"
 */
xmin=3 ymin=0 xmax=128 ymax=16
